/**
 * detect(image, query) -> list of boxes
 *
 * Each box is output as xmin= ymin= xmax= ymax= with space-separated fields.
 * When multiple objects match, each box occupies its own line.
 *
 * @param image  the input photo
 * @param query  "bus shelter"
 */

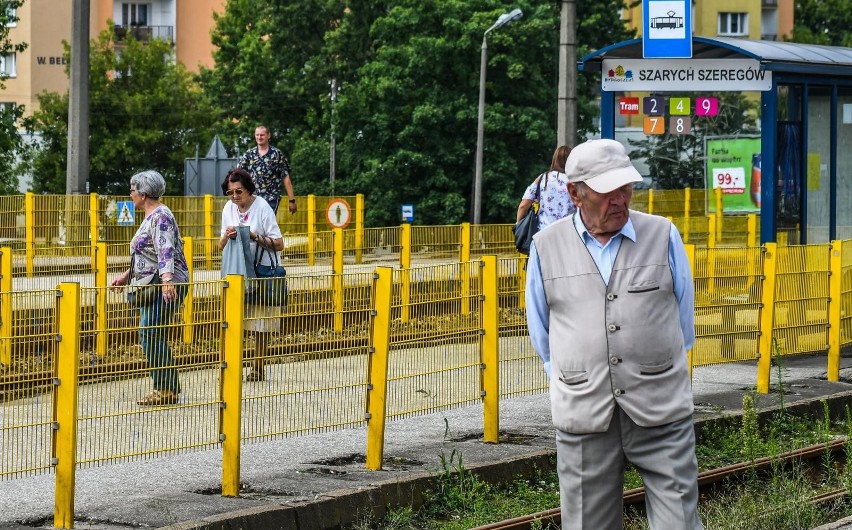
xmin=579 ymin=37 xmax=852 ymax=244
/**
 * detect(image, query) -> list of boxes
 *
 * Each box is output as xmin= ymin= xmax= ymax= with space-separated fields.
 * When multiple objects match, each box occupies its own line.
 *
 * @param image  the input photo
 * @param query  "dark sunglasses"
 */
xmin=225 ymin=188 xmax=246 ymax=197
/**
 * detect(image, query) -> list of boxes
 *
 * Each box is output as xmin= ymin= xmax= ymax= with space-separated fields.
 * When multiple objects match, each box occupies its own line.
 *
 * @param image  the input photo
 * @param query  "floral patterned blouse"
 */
xmin=130 ymin=205 xmax=189 ymax=282
xmin=522 ymin=170 xmax=575 ymax=230
xmin=238 ymin=145 xmax=291 ymax=206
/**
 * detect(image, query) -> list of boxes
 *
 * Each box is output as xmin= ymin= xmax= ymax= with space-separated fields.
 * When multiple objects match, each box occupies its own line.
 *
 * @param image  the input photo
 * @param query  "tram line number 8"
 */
xmin=669 ymin=116 xmax=692 ymax=135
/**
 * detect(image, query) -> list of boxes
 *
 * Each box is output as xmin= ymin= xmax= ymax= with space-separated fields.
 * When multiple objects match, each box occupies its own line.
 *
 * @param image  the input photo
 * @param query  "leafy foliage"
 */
xmin=790 ymin=0 xmax=852 ymax=47
xmin=203 ymin=0 xmax=634 ymax=225
xmin=0 ymin=0 xmax=26 ymax=192
xmin=24 ymin=27 xmax=217 ymax=194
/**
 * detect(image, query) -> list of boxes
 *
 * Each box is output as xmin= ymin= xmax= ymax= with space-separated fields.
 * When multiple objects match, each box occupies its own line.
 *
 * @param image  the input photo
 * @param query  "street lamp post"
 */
xmin=473 ymin=8 xmax=522 ymax=225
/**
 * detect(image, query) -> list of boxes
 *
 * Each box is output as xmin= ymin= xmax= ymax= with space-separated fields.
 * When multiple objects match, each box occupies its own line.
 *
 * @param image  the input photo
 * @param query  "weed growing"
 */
xmin=347 ymin=399 xmax=852 ymax=530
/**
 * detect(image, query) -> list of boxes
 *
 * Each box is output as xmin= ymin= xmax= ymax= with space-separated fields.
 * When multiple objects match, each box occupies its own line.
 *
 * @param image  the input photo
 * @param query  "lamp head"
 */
xmin=487 ymin=8 xmax=523 ymax=34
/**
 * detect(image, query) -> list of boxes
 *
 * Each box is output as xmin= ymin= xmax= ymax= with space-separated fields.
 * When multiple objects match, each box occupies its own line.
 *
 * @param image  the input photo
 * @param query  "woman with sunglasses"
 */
xmin=110 ymin=170 xmax=189 ymax=406
xmin=219 ymin=168 xmax=285 ymax=382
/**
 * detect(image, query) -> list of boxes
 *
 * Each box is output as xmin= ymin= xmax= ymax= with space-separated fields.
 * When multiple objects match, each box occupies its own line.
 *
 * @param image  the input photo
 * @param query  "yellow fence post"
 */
xmin=355 ymin=193 xmax=364 ymax=264
xmin=333 ymin=227 xmax=344 ymax=332
xmin=714 ymin=187 xmax=723 ymax=242
xmin=647 ymin=188 xmax=654 ymax=215
xmin=460 ymin=223 xmax=471 ymax=316
xmin=182 ymin=237 xmax=195 ymax=344
xmin=685 ymin=244 xmax=695 ymax=378
xmin=204 ymin=194 xmax=214 ymax=271
xmin=89 ymin=192 xmax=99 ymax=271
xmin=747 ymin=214 xmax=757 ymax=248
xmin=481 ymin=256 xmax=500 ymax=443
xmin=828 ymin=240 xmax=843 ymax=381
xmin=307 ymin=194 xmax=317 ymax=266
xmin=707 ymin=216 xmax=716 ymax=296
xmin=683 ymin=188 xmax=691 ymax=243
xmin=0 ymin=247 xmax=11 ymax=366
xmin=95 ymin=243 xmax=107 ymax=358
xmin=25 ymin=191 xmax=35 ymax=277
xmin=54 ymin=282 xmax=81 ymax=529
xmin=517 ymin=255 xmax=527 ymax=310
xmin=757 ymin=243 xmax=778 ymax=394
xmin=400 ymin=224 xmax=411 ymax=323
xmin=366 ymin=267 xmax=393 ymax=470
xmin=221 ymin=274 xmax=245 ymax=497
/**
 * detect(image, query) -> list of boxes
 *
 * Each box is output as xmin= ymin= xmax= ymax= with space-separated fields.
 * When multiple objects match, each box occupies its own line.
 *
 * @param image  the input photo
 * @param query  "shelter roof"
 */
xmin=579 ymin=37 xmax=852 ymax=77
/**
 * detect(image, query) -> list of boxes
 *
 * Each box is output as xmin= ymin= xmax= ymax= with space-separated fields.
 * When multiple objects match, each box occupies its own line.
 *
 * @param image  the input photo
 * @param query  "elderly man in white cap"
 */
xmin=525 ymin=138 xmax=701 ymax=529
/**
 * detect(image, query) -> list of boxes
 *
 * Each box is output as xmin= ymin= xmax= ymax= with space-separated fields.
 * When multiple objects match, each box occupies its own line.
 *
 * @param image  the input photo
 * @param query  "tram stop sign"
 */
xmin=643 ymin=0 xmax=692 ymax=58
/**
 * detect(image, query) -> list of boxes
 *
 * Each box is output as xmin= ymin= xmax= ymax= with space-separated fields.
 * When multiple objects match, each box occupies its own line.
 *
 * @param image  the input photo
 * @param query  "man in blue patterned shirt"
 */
xmin=239 ymin=125 xmax=297 ymax=214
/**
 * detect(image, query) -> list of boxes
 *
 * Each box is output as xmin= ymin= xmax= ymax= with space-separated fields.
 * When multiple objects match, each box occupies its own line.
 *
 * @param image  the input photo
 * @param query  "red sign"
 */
xmin=619 ymin=97 xmax=640 ymax=114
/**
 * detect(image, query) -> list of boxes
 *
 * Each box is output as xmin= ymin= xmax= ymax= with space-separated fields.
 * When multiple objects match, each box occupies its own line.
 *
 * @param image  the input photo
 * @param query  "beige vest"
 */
xmin=534 ymin=210 xmax=693 ymax=433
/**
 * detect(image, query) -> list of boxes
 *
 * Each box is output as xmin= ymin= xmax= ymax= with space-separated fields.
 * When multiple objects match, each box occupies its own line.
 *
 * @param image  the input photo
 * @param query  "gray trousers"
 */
xmin=556 ymin=407 xmax=703 ymax=530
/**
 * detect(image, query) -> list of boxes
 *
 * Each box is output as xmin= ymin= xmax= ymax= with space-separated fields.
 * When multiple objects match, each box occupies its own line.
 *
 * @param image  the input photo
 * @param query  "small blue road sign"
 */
xmin=643 ymin=0 xmax=692 ymax=58
xmin=117 ymin=201 xmax=135 ymax=225
xmin=401 ymin=204 xmax=414 ymax=223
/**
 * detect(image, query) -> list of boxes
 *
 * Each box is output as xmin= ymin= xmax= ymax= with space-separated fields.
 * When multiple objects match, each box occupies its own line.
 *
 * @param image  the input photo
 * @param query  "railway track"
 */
xmin=474 ymin=438 xmax=850 ymax=530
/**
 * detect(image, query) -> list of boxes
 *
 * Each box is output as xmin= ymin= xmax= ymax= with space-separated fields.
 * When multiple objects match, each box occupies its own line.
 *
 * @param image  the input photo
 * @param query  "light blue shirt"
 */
xmin=525 ymin=213 xmax=695 ymax=379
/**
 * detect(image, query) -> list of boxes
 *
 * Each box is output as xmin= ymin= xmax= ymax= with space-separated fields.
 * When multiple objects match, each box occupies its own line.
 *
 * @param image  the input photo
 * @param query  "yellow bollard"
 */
xmin=481 ymin=256 xmax=500 ymax=443
xmin=54 ymin=282 xmax=81 ymax=529
xmin=307 ymin=195 xmax=316 ymax=266
xmin=400 ymin=224 xmax=411 ymax=323
xmin=221 ymin=274 xmax=245 ymax=497
xmin=0 ymin=247 xmax=12 ymax=366
xmin=182 ymin=237 xmax=194 ymax=344
xmin=94 ymin=243 xmax=107 ymax=358
xmin=333 ymin=228 xmax=344 ymax=332
xmin=828 ymin=240 xmax=842 ymax=381
xmin=355 ymin=194 xmax=364 ymax=264
xmin=756 ymin=243 xmax=778 ymax=394
xmin=460 ymin=223 xmax=471 ymax=316
xmin=366 ymin=268 xmax=394 ymax=470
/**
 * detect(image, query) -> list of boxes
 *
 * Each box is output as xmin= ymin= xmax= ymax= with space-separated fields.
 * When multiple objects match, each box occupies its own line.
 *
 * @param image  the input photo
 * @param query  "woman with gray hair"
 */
xmin=110 ymin=170 xmax=190 ymax=406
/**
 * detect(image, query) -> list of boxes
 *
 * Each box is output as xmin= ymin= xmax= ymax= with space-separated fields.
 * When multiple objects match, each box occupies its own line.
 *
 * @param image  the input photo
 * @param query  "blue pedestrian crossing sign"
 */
xmin=643 ymin=0 xmax=691 ymax=58
xmin=117 ymin=201 xmax=135 ymax=225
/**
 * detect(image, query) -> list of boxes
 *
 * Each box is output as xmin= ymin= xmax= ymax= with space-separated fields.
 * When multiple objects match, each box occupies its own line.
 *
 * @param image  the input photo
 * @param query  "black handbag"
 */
xmin=246 ymin=235 xmax=288 ymax=307
xmin=512 ymin=176 xmax=542 ymax=255
xmin=126 ymin=270 xmax=161 ymax=307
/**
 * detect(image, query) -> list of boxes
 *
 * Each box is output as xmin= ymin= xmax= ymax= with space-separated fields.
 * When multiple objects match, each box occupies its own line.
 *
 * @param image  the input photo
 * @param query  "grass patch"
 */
xmin=347 ymin=399 xmax=852 ymax=530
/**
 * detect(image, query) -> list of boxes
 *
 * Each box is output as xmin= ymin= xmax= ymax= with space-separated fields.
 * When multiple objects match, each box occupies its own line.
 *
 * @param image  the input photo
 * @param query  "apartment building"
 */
xmin=624 ymin=0 xmax=794 ymax=41
xmin=2 ymin=0 xmax=224 ymax=116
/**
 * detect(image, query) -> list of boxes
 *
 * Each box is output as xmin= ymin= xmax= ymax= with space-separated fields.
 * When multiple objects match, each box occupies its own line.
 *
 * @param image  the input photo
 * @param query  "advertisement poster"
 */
xmin=705 ymin=136 xmax=761 ymax=213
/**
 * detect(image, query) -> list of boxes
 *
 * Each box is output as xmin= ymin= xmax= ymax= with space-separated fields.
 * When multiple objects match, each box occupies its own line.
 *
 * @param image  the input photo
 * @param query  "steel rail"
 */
xmin=473 ymin=437 xmax=850 ymax=530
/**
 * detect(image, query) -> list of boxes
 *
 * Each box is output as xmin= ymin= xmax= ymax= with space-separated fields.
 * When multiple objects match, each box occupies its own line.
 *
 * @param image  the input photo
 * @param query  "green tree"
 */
xmin=202 ymin=0 xmax=633 ymax=225
xmin=199 ymin=0 xmax=341 ymax=159
xmin=790 ymin=0 xmax=852 ymax=47
xmin=627 ymin=92 xmax=759 ymax=189
xmin=0 ymin=0 xmax=27 ymax=193
xmin=25 ymin=28 xmax=217 ymax=195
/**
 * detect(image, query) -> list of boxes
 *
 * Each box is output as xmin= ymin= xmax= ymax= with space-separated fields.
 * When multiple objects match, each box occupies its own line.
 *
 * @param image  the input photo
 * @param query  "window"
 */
xmin=0 ymin=53 xmax=16 ymax=77
xmin=122 ymin=3 xmax=149 ymax=26
xmin=718 ymin=13 xmax=748 ymax=36
xmin=4 ymin=7 xmax=16 ymax=28
xmin=0 ymin=102 xmax=15 ymax=113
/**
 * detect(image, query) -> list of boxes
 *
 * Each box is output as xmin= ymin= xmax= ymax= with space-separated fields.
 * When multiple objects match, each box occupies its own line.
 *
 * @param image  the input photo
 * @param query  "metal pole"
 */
xmin=557 ymin=0 xmax=577 ymax=147
xmin=67 ymin=0 xmax=90 ymax=195
xmin=330 ymin=79 xmax=337 ymax=196
xmin=473 ymin=36 xmax=488 ymax=225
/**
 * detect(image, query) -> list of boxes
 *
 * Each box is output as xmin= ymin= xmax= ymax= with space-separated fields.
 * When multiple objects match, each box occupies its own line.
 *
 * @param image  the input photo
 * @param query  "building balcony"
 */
xmin=113 ymin=25 xmax=173 ymax=44
xmin=762 ymin=0 xmax=778 ymax=7
xmin=761 ymin=33 xmax=778 ymax=41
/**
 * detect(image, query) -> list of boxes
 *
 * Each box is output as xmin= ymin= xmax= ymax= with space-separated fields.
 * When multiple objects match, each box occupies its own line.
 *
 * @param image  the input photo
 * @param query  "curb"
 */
xmin=159 ymin=451 xmax=556 ymax=530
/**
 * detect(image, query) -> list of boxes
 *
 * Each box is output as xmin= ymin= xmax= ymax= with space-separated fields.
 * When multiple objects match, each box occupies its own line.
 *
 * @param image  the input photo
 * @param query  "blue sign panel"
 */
xmin=116 ymin=201 xmax=135 ymax=225
xmin=401 ymin=204 xmax=414 ymax=223
xmin=643 ymin=0 xmax=691 ymax=58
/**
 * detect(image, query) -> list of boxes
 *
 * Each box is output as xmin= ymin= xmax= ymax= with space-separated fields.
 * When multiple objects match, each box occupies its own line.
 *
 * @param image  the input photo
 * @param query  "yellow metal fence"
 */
xmin=4 ymin=229 xmax=852 ymax=525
